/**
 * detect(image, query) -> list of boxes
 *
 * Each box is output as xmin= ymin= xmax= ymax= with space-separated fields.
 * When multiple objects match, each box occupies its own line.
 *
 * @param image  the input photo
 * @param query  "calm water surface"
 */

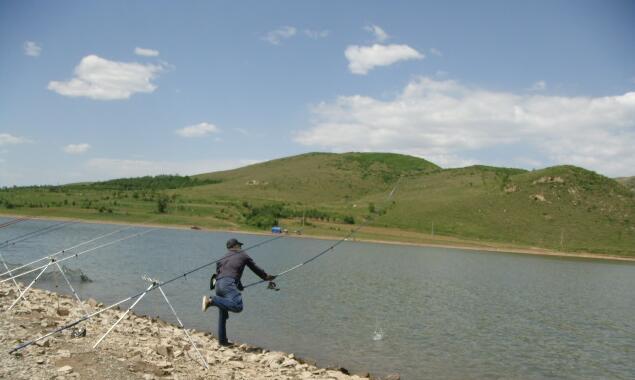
xmin=1 ymin=219 xmax=634 ymax=379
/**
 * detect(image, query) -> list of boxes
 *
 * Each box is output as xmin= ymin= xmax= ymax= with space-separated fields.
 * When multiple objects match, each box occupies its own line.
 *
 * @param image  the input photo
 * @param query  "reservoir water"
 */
xmin=1 ymin=219 xmax=634 ymax=379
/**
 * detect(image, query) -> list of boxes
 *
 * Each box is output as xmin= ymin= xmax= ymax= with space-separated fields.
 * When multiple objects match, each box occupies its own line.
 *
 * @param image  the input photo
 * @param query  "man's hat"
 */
xmin=226 ymin=238 xmax=243 ymax=249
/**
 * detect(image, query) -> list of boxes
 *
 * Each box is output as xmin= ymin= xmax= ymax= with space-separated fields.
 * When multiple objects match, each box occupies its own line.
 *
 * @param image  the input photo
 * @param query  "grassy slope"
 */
xmin=1 ymin=152 xmax=633 ymax=256
xmin=616 ymin=176 xmax=635 ymax=192
xmin=377 ymin=165 xmax=635 ymax=254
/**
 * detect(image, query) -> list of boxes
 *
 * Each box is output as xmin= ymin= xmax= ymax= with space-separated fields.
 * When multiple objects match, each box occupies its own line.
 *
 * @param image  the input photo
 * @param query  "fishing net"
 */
xmin=2 ymin=262 xmax=92 ymax=283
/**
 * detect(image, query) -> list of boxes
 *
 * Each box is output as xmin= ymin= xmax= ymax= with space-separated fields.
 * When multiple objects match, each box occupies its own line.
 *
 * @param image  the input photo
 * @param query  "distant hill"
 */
xmin=1 ymin=152 xmax=633 ymax=257
xmin=616 ymin=176 xmax=635 ymax=192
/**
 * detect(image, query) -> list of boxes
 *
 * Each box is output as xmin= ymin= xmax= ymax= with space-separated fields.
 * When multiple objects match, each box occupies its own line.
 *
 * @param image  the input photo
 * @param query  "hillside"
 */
xmin=616 ymin=176 xmax=635 ymax=192
xmin=0 ymin=152 xmax=633 ymax=257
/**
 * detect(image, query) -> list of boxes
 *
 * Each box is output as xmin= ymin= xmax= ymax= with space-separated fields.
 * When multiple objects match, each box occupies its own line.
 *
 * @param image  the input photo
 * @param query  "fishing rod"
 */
xmin=244 ymin=176 xmax=403 ymax=290
xmin=0 ymin=218 xmax=76 ymax=293
xmin=0 ymin=219 xmax=78 ymax=249
xmin=4 ymin=228 xmax=156 ymax=312
xmin=0 ymin=217 xmax=31 ymax=229
xmin=0 ymin=224 xmax=137 ymax=279
xmin=9 ymin=233 xmax=285 ymax=353
xmin=9 ymin=178 xmax=402 ymax=353
xmin=1 ymin=228 xmax=156 ymax=285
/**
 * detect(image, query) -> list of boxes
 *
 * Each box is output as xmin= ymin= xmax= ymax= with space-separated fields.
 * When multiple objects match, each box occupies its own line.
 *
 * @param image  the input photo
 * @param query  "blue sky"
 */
xmin=1 ymin=0 xmax=634 ymax=186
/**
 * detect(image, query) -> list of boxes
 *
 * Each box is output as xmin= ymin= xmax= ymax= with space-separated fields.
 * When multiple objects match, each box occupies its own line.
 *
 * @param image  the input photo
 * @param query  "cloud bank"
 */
xmin=295 ymin=77 xmax=635 ymax=176
xmin=48 ymin=55 xmax=164 ymax=100
xmin=345 ymin=44 xmax=423 ymax=75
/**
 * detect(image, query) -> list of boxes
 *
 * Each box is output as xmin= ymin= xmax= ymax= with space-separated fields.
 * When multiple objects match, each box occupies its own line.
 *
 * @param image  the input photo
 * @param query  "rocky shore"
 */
xmin=0 ymin=282 xmax=394 ymax=380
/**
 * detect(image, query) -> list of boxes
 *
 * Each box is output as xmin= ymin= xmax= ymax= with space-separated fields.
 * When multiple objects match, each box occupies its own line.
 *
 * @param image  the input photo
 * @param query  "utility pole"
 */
xmin=431 ymin=222 xmax=434 ymax=236
xmin=560 ymin=229 xmax=564 ymax=250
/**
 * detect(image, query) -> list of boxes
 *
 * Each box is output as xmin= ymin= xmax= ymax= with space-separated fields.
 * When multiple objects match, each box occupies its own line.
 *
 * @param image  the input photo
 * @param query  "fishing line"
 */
xmin=0 ymin=218 xmax=75 ymax=293
xmin=3 ymin=228 xmax=156 ymax=314
xmin=0 ymin=219 xmax=78 ymax=249
xmin=0 ymin=224 xmax=138 ymax=279
xmin=244 ymin=176 xmax=402 ymax=289
xmin=1 ymin=228 xmax=156 ymax=285
xmin=9 ymin=178 xmax=401 ymax=353
xmin=0 ymin=217 xmax=31 ymax=229
xmin=9 ymin=233 xmax=285 ymax=353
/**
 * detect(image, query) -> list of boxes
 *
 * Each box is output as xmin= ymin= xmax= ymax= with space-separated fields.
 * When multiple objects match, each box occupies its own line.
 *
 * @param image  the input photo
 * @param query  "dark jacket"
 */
xmin=216 ymin=249 xmax=269 ymax=282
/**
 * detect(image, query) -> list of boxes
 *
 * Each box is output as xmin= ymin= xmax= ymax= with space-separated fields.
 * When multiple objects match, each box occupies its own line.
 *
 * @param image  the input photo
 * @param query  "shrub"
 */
xmin=157 ymin=195 xmax=170 ymax=213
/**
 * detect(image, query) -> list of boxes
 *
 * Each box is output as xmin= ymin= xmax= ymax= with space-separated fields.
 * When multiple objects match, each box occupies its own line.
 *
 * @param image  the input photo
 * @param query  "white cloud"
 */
xmin=364 ymin=25 xmax=389 ymax=42
xmin=529 ymin=80 xmax=547 ymax=91
xmin=48 ymin=55 xmax=164 ymax=100
xmin=63 ymin=143 xmax=91 ymax=154
xmin=24 ymin=41 xmax=41 ymax=57
xmin=429 ymin=48 xmax=442 ymax=56
xmin=134 ymin=47 xmax=160 ymax=57
xmin=304 ymin=29 xmax=330 ymax=39
xmin=85 ymin=158 xmax=259 ymax=179
xmin=262 ymin=26 xmax=297 ymax=45
xmin=175 ymin=122 xmax=220 ymax=138
xmin=0 ymin=133 xmax=30 ymax=146
xmin=345 ymin=44 xmax=424 ymax=75
xmin=295 ymin=77 xmax=635 ymax=176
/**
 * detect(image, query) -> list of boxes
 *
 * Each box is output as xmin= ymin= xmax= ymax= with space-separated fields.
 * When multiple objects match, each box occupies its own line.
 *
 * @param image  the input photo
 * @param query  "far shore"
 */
xmin=1 ymin=212 xmax=634 ymax=263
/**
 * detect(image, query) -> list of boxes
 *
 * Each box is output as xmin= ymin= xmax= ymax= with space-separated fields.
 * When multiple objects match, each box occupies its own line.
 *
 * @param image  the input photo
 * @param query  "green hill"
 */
xmin=1 ymin=152 xmax=633 ymax=257
xmin=616 ymin=176 xmax=635 ymax=192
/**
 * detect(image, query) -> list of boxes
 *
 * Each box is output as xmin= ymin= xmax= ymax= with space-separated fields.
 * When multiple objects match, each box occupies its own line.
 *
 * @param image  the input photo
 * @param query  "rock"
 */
xmin=57 ymin=365 xmax=73 ymax=374
xmin=205 ymin=353 xmax=218 ymax=365
xmin=384 ymin=374 xmax=400 ymax=380
xmin=87 ymin=298 xmax=98 ymax=308
xmin=530 ymin=194 xmax=546 ymax=202
xmin=56 ymin=307 xmax=70 ymax=316
xmin=57 ymin=349 xmax=71 ymax=358
xmin=154 ymin=360 xmax=172 ymax=368
xmin=281 ymin=358 xmax=298 ymax=367
xmin=155 ymin=344 xmax=173 ymax=357
xmin=229 ymin=361 xmax=245 ymax=369
xmin=36 ymin=358 xmax=45 ymax=365
xmin=245 ymin=354 xmax=261 ymax=363
xmin=35 ymin=339 xmax=50 ymax=347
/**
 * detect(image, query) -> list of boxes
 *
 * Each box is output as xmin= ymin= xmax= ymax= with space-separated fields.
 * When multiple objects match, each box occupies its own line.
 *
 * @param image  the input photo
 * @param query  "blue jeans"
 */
xmin=212 ymin=277 xmax=243 ymax=344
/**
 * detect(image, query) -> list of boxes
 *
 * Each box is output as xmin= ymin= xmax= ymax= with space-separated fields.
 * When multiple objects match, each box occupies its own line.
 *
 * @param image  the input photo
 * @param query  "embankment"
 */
xmin=0 ymin=281 xmax=391 ymax=380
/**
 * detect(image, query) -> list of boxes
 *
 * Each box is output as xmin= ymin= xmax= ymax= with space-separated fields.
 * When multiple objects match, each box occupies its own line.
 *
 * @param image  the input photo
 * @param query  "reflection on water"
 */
xmin=1 ymin=218 xmax=634 ymax=379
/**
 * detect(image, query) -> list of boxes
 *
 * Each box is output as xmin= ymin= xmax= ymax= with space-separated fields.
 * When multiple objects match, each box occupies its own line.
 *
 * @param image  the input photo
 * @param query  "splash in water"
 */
xmin=373 ymin=327 xmax=384 ymax=341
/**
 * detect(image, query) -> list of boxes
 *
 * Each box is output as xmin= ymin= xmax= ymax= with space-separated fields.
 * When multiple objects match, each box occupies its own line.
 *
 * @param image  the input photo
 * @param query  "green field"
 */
xmin=1 ymin=152 xmax=634 ymax=257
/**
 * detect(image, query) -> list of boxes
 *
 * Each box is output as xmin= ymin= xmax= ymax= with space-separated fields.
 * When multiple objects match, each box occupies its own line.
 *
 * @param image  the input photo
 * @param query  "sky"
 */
xmin=1 ymin=0 xmax=634 ymax=186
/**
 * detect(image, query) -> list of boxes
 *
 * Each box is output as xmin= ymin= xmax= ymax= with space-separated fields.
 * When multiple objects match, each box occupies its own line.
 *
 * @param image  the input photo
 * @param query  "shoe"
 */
xmin=202 ymin=295 xmax=210 ymax=312
xmin=219 ymin=341 xmax=234 ymax=347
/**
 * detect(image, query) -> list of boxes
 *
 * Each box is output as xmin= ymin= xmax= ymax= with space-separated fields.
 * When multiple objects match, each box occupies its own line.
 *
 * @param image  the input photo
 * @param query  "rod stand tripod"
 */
xmin=93 ymin=273 xmax=209 ymax=369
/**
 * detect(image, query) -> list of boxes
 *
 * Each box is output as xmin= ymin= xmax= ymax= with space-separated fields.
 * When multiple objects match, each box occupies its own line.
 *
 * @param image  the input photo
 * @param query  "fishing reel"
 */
xmin=142 ymin=273 xmax=158 ymax=286
xmin=267 ymin=281 xmax=280 ymax=291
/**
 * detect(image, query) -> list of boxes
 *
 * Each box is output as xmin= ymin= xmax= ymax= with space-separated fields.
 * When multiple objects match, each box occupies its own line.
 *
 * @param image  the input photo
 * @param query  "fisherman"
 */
xmin=202 ymin=238 xmax=276 ymax=346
